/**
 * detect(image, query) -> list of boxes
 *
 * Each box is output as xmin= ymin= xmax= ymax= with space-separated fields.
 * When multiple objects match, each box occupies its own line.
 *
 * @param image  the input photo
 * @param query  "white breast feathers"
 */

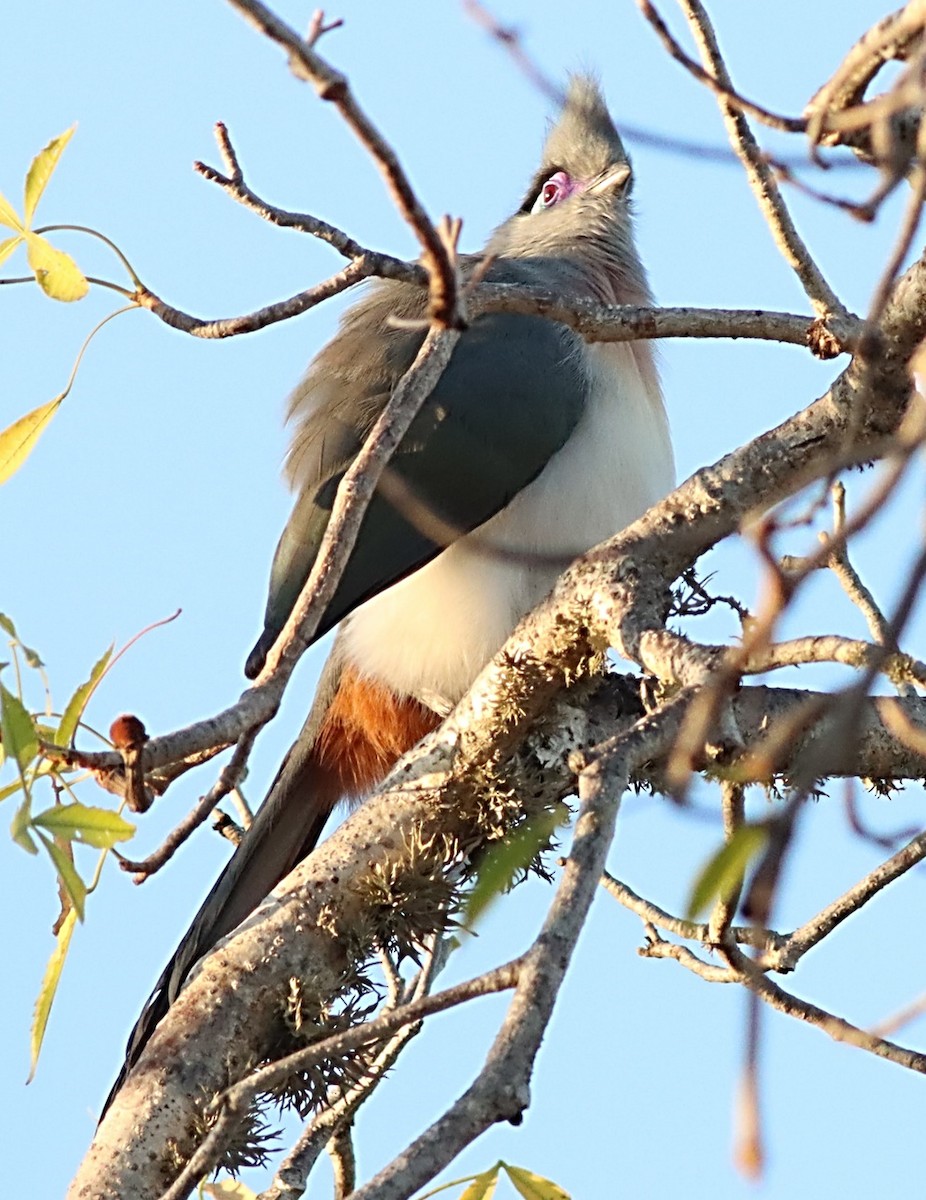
xmin=341 ymin=340 xmax=675 ymax=707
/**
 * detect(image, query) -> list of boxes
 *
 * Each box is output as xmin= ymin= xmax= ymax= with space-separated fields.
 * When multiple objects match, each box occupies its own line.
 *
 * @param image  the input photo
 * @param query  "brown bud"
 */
xmin=109 ymin=713 xmax=147 ymax=751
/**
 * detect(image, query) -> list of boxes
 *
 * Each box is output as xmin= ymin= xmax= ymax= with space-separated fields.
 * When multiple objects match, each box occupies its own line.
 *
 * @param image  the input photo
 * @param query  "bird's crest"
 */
xmin=543 ymin=76 xmax=628 ymax=179
xmin=518 ymin=75 xmax=630 ymax=213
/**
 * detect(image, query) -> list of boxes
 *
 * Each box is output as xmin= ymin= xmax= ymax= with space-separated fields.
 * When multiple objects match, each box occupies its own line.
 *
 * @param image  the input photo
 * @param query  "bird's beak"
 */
xmin=588 ymin=162 xmax=632 ymax=196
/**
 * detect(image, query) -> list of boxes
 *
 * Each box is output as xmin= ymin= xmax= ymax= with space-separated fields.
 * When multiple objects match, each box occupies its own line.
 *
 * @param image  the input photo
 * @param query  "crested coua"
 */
xmin=104 ymin=76 xmax=674 ymax=1111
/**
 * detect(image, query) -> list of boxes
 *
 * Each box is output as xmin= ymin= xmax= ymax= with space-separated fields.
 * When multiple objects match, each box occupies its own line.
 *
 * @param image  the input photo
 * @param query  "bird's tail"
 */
xmin=100 ymin=653 xmax=347 ymax=1118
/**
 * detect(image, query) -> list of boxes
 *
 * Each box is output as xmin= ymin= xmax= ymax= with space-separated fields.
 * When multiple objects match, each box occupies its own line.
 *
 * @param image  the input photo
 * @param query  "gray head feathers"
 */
xmin=525 ymin=75 xmax=631 ymax=212
xmin=486 ymin=74 xmax=648 ymax=306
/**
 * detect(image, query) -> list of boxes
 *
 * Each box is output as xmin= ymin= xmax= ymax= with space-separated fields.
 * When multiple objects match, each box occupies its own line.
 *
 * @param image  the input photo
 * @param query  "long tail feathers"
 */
xmin=101 ymin=642 xmax=442 ymax=1118
xmin=100 ymin=656 xmax=346 ymax=1118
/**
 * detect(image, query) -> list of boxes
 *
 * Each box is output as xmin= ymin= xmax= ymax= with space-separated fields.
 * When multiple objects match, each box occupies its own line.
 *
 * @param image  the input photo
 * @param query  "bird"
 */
xmin=102 ymin=75 xmax=674 ymax=1114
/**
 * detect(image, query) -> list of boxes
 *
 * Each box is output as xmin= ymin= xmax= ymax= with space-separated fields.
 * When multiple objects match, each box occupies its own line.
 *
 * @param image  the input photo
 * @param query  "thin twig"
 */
xmin=329 ymin=1126 xmax=355 ymax=1200
xmin=827 ymin=482 xmax=895 ymax=646
xmin=223 ymin=0 xmax=463 ymax=327
xmin=726 ymin=945 xmax=926 ymax=1074
xmin=824 ymin=481 xmax=917 ymax=698
xmin=599 ymin=871 xmax=786 ymax=953
xmin=771 ymin=826 xmax=926 ymax=972
xmin=734 ymin=993 xmax=765 ymax=1179
xmin=157 ymin=960 xmax=523 ymax=1200
xmin=638 ymin=926 xmax=739 ymax=982
xmin=194 ymin=121 xmax=418 ymax=278
xmin=870 ymin=989 xmax=926 ymax=1038
xmin=675 ymin=0 xmax=850 ymax=322
xmin=116 ymin=730 xmax=258 ymax=879
xmin=227 ymin=786 xmax=254 ymax=830
xmin=636 ymin=0 xmax=804 ymax=133
xmin=134 ymin=258 xmax=373 ymax=339
xmin=708 ymin=781 xmax=746 ymax=946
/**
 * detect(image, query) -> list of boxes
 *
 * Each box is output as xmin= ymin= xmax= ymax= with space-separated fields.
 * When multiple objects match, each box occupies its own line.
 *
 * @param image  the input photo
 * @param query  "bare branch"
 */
xmin=870 ymin=989 xmax=926 ymax=1038
xmin=636 ymin=0 xmax=805 ymax=133
xmin=223 ymin=0 xmax=463 ymax=327
xmin=708 ymin=781 xmax=746 ymax=946
xmin=133 ymin=258 xmax=373 ymax=339
xmin=638 ymin=925 xmax=739 ymax=982
xmin=194 ymin=121 xmax=425 ymax=284
xmin=771 ymin=827 xmax=926 ymax=971
xmin=157 ymin=960 xmax=523 ymax=1200
xmin=724 ymin=944 xmax=926 ymax=1075
xmin=599 ymin=871 xmax=786 ymax=953
xmin=826 ymin=481 xmax=897 ymax=647
xmin=116 ymin=730 xmax=258 ymax=881
xmin=806 ymin=1 xmax=926 ymax=151
xmin=675 ymin=0 xmax=851 ymax=321
xmin=469 ymin=287 xmax=860 ymax=355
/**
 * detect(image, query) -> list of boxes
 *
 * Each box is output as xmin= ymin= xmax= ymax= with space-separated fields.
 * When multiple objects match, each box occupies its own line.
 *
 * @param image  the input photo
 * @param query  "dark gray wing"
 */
xmin=246 ymin=283 xmax=586 ymax=678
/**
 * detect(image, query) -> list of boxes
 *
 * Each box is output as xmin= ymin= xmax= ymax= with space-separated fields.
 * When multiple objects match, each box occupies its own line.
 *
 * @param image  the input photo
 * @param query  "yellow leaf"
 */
xmin=0 ymin=234 xmax=22 ymax=267
xmin=458 ymin=1170 xmax=499 ymax=1200
xmin=504 ymin=1165 xmax=572 ymax=1200
xmin=26 ymin=233 xmax=88 ymax=301
xmin=0 ymin=189 xmax=23 ymax=233
xmin=415 ymin=1167 xmax=501 ymax=1200
xmin=24 ymin=126 xmax=76 ymax=224
xmin=0 ymin=398 xmax=62 ymax=486
xmin=28 ymin=907 xmax=77 ymax=1081
xmin=201 ymin=1181 xmax=259 ymax=1199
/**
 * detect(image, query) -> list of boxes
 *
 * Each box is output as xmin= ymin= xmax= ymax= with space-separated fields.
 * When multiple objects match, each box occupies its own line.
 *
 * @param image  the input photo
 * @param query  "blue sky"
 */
xmin=3 ymin=3 xmax=925 ymax=1198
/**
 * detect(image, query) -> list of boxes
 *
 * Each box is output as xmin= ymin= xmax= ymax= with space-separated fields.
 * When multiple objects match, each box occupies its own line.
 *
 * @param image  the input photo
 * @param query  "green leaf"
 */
xmin=0 ymin=189 xmax=23 ymax=233
xmin=1 ymin=684 xmax=38 ymax=771
xmin=0 ymin=398 xmax=63 ymax=485
xmin=39 ymin=832 xmax=87 ymax=921
xmin=28 ymin=906 xmax=77 ymax=1081
xmin=504 ymin=1165 xmax=571 ymax=1200
xmin=24 ymin=126 xmax=75 ymax=224
xmin=33 ymin=801 xmax=134 ymax=849
xmin=686 ymin=824 xmax=769 ymax=919
xmin=465 ymin=810 xmax=564 ymax=927
xmin=10 ymin=796 xmax=37 ymax=853
xmin=25 ymin=233 xmax=88 ymax=301
xmin=0 ymin=234 xmax=22 ymax=267
xmin=0 ymin=778 xmax=27 ymax=803
xmin=0 ymin=613 xmax=43 ymax=668
xmin=57 ymin=643 xmax=113 ymax=747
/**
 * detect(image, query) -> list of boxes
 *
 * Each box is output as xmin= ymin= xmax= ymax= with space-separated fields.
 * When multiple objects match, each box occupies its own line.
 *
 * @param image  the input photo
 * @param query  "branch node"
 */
xmin=807 ymin=318 xmax=844 ymax=360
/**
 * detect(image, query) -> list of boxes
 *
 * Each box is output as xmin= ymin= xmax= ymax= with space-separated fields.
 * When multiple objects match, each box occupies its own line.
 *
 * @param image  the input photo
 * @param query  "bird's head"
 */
xmin=487 ymin=76 xmax=647 ymax=304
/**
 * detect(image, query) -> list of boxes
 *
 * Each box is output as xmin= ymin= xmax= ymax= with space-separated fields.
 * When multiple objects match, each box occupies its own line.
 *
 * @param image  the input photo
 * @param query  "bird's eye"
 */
xmin=531 ymin=170 xmax=571 ymax=213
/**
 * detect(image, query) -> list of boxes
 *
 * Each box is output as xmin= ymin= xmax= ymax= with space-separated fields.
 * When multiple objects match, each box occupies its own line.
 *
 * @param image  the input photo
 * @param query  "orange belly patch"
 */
xmin=314 ymin=664 xmax=442 ymax=799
